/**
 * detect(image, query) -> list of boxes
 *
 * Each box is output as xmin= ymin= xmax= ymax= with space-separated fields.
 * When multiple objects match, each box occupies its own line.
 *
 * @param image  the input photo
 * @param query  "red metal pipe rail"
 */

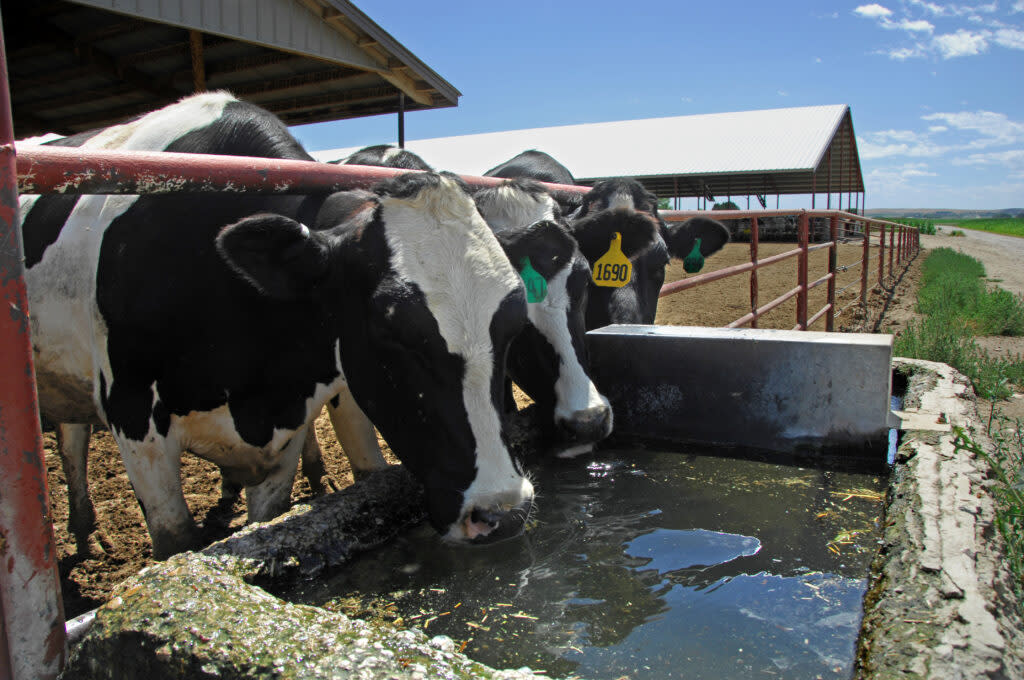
xmin=14 ymin=144 xmax=590 ymax=198
xmin=0 ymin=19 xmax=66 ymax=680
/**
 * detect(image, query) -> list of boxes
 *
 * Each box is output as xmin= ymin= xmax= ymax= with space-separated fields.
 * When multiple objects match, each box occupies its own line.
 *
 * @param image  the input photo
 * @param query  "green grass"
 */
xmin=941 ymin=217 xmax=1024 ymax=238
xmin=893 ymin=248 xmax=1024 ymax=400
xmin=954 ymin=423 xmax=1024 ymax=609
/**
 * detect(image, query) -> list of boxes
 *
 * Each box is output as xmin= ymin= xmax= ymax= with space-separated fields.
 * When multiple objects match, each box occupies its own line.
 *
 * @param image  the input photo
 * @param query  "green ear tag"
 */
xmin=683 ymin=238 xmax=705 ymax=273
xmin=519 ymin=257 xmax=547 ymax=303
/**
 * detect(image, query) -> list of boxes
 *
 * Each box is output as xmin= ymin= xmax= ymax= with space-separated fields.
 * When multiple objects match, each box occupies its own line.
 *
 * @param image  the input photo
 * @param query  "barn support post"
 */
xmin=397 ymin=93 xmax=405 ymax=149
xmin=796 ymin=213 xmax=809 ymax=330
xmin=0 ymin=18 xmax=67 ymax=680
xmin=189 ymin=30 xmax=206 ymax=92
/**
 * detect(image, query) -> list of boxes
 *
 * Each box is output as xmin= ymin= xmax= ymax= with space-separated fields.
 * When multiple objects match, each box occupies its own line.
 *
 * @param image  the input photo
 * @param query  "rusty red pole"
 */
xmin=797 ymin=213 xmax=809 ymax=330
xmin=749 ymin=217 xmax=759 ymax=328
xmin=826 ymin=215 xmax=838 ymax=332
xmin=0 ymin=15 xmax=67 ymax=680
xmin=860 ymin=222 xmax=870 ymax=309
xmin=878 ymin=222 xmax=886 ymax=288
xmin=888 ymin=224 xmax=895 ymax=280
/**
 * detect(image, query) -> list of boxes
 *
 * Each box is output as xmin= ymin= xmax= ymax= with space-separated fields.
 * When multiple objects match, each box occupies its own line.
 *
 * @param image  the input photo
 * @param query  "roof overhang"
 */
xmin=3 ymin=0 xmax=460 ymax=137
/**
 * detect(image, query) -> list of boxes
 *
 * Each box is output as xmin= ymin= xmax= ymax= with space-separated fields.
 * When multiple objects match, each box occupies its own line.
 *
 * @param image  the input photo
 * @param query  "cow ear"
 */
xmin=569 ymin=211 xmax=660 ymax=263
xmin=494 ymin=220 xmax=576 ymax=281
xmin=216 ymin=213 xmax=330 ymax=300
xmin=664 ymin=217 xmax=731 ymax=260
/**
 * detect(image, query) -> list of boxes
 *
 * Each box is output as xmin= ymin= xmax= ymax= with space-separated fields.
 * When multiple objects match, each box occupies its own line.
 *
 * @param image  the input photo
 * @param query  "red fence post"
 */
xmin=749 ymin=216 xmax=759 ymax=328
xmin=888 ymin=224 xmax=895 ymax=280
xmin=861 ymin=222 xmax=870 ymax=308
xmin=0 ymin=18 xmax=67 ymax=680
xmin=797 ymin=213 xmax=809 ymax=330
xmin=827 ymin=215 xmax=838 ymax=332
xmin=878 ymin=222 xmax=886 ymax=288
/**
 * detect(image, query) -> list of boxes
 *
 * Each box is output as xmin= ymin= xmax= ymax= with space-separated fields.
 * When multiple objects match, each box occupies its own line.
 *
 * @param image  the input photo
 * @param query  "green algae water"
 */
xmin=283 ymin=450 xmax=886 ymax=679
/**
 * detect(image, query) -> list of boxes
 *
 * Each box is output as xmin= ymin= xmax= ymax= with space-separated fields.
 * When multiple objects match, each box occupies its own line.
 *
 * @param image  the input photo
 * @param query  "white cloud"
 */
xmin=1013 ymin=1 xmax=1024 ymax=13
xmin=888 ymin=45 xmax=927 ymax=59
xmin=953 ymin=149 xmax=1024 ymax=165
xmin=994 ymin=27 xmax=1024 ymax=48
xmin=933 ymin=29 xmax=989 ymax=57
xmin=777 ymin=90 xmax=789 ymax=96
xmin=928 ymin=125 xmax=949 ymax=132
xmin=899 ymin=18 xmax=936 ymax=31
xmin=855 ymin=4 xmax=893 ymax=19
xmin=922 ymin=111 xmax=1024 ymax=146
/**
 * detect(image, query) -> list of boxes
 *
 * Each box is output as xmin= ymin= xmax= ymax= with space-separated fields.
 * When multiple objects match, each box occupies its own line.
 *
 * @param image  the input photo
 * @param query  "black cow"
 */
xmin=482 ymin=152 xmax=730 ymax=329
xmin=330 ymin=144 xmax=434 ymax=171
xmin=21 ymin=92 xmax=534 ymax=558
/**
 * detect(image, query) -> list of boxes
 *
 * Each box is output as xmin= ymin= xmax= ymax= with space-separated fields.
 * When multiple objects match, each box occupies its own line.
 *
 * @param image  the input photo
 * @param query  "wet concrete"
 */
xmin=856 ymin=358 xmax=1024 ymax=679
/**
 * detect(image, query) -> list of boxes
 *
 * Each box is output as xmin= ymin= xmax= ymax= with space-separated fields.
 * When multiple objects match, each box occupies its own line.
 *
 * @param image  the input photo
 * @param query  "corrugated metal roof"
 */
xmin=312 ymin=104 xmax=864 ymax=199
xmin=4 ymin=0 xmax=460 ymax=136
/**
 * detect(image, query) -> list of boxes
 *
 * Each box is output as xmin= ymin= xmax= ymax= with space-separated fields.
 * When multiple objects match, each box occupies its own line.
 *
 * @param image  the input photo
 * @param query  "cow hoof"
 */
xmin=85 ymin=531 xmax=109 ymax=557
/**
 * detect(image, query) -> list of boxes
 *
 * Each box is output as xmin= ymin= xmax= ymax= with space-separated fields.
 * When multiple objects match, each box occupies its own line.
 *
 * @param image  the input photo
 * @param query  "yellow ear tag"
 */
xmin=592 ymin=232 xmax=632 ymax=287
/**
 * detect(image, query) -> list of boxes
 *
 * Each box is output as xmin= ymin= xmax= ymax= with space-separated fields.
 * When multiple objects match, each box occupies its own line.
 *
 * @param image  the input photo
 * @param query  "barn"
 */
xmin=314 ymin=104 xmax=867 ymax=213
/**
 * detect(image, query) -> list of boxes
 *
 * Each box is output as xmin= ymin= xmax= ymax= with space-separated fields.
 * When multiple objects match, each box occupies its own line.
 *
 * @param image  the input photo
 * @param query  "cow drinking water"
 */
xmin=21 ymin=92 xmax=534 ymax=557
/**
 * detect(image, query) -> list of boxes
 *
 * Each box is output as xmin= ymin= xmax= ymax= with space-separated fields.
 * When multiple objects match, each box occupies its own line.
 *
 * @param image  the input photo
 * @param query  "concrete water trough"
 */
xmin=60 ymin=328 xmax=1024 ymax=679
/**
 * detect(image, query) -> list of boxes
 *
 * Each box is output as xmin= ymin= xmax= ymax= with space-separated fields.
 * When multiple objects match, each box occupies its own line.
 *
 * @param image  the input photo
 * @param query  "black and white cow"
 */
xmin=484 ymin=150 xmax=582 ymax=217
xmin=483 ymin=152 xmax=730 ymax=329
xmin=315 ymin=149 xmax=622 ymax=457
xmin=21 ymin=92 xmax=534 ymax=558
xmin=330 ymin=144 xmax=434 ymax=171
xmin=473 ymin=179 xmax=659 ymax=456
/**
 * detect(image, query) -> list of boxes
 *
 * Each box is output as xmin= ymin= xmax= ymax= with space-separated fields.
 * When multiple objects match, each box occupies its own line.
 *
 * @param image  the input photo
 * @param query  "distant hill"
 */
xmin=865 ymin=208 xmax=1024 ymax=220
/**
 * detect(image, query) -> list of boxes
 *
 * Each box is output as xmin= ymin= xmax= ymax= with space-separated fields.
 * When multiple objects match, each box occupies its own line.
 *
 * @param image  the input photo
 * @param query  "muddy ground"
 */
xmin=44 ymin=234 xmax=1013 ymax=620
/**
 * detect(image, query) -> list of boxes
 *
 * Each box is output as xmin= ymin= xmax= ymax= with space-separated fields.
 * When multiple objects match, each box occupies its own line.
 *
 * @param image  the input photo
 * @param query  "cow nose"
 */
xmin=557 ymin=403 xmax=613 ymax=443
xmin=466 ymin=498 xmax=533 ymax=543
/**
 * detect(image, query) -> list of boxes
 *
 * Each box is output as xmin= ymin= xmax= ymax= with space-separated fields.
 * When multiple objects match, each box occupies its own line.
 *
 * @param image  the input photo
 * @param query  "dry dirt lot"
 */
xmin=45 ymin=233 xmax=996 ymax=619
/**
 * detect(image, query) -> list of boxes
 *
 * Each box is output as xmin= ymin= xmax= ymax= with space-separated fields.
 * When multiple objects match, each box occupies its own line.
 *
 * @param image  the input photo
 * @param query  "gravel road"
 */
xmin=925 ymin=226 xmax=1024 ymax=297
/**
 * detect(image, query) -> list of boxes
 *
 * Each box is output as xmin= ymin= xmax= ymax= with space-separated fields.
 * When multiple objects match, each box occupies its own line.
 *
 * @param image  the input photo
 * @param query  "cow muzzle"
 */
xmin=461 ymin=495 xmax=535 ymax=543
xmin=556 ymin=402 xmax=613 ymax=445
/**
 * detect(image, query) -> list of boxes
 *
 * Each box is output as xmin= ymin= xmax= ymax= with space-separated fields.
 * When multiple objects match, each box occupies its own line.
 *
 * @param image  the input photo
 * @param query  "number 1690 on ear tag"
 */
xmin=592 ymin=232 xmax=632 ymax=287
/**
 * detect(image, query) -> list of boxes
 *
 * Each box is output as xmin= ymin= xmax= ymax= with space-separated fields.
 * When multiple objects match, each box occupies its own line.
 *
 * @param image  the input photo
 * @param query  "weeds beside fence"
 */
xmin=893 ymin=248 xmax=1024 ymax=400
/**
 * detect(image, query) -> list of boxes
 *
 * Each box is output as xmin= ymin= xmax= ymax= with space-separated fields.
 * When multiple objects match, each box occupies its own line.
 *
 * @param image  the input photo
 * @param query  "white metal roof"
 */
xmin=312 ymin=104 xmax=863 ymax=198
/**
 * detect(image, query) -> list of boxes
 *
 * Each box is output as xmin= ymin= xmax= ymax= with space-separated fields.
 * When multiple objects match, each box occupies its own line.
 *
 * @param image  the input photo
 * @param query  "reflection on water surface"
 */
xmin=282 ymin=450 xmax=885 ymax=679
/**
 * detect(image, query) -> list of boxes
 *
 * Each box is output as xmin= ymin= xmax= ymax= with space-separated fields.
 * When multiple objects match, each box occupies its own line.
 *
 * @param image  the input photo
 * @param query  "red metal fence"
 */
xmin=660 ymin=209 xmax=919 ymax=331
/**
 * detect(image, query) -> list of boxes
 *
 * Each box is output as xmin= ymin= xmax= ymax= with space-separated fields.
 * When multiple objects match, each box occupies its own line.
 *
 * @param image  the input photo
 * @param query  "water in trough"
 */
xmin=282 ymin=449 xmax=886 ymax=679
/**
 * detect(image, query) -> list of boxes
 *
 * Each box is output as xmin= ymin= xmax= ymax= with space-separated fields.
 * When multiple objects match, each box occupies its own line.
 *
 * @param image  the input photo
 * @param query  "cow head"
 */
xmin=216 ymin=173 xmax=534 ymax=544
xmin=475 ymin=181 xmax=612 ymax=456
xmin=571 ymin=178 xmax=729 ymax=327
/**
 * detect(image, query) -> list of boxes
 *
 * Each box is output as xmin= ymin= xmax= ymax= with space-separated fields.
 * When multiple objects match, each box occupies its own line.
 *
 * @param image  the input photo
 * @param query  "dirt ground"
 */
xmin=43 ymin=231 xmax=1019 ymax=620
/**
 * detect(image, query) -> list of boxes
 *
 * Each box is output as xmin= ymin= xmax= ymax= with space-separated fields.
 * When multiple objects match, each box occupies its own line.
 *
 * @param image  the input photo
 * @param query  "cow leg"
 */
xmin=115 ymin=431 xmax=198 ymax=559
xmin=300 ymin=426 xmax=329 ymax=495
xmin=245 ymin=426 xmax=304 ymax=523
xmin=327 ymin=385 xmax=387 ymax=479
xmin=56 ymin=423 xmax=98 ymax=555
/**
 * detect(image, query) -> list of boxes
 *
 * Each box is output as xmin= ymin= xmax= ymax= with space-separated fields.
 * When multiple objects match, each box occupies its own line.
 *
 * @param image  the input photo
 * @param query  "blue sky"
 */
xmin=291 ymin=1 xmax=1024 ymax=210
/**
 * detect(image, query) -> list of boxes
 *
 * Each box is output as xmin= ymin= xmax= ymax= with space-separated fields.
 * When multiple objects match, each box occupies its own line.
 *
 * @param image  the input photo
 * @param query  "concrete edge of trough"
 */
xmin=855 ymin=357 xmax=1024 ymax=679
xmin=60 ymin=466 xmax=548 ymax=679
